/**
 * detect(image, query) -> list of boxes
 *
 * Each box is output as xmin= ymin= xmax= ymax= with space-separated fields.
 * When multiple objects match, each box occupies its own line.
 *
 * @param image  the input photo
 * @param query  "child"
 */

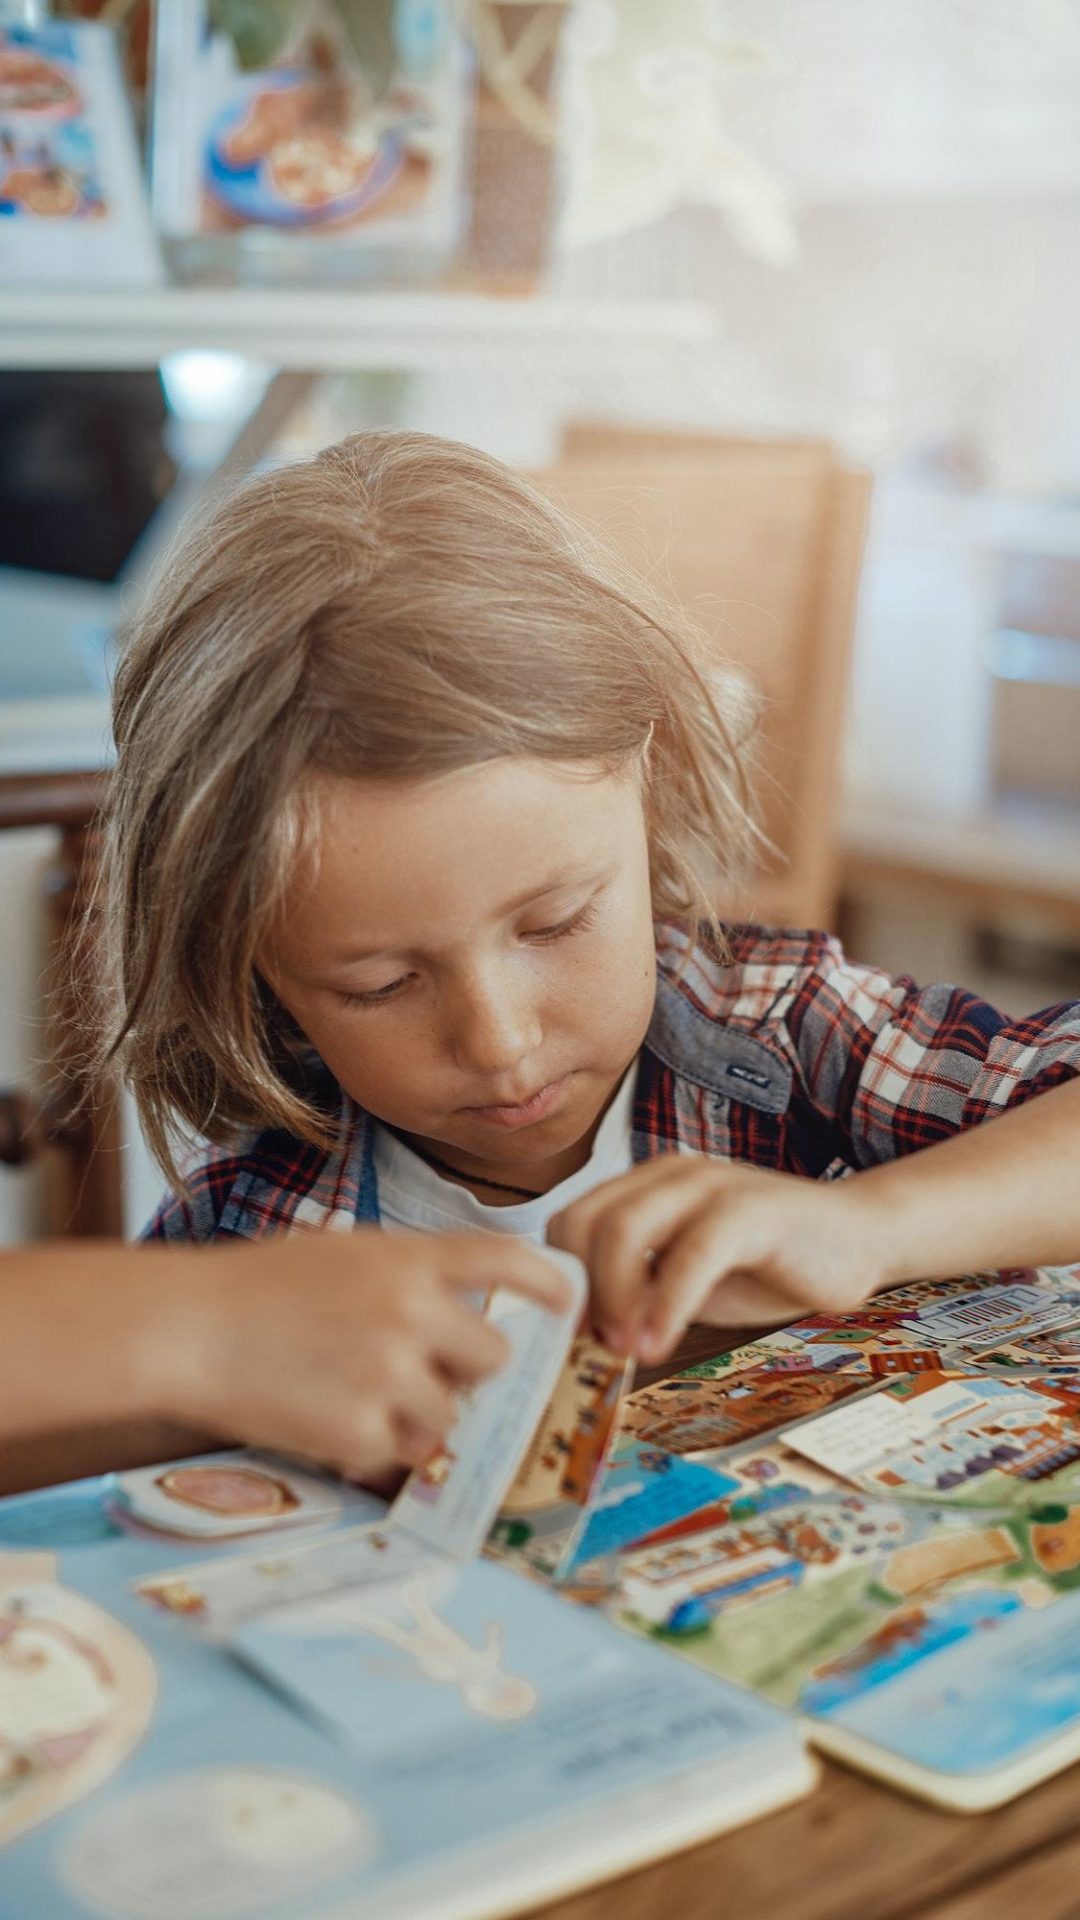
xmin=99 ymin=429 xmax=1080 ymax=1433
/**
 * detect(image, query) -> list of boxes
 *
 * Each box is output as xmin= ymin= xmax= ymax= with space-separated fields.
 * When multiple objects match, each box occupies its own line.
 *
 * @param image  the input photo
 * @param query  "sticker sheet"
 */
xmin=135 ymin=1523 xmax=436 ymax=1642
xmin=783 ymin=1370 xmax=1080 ymax=1510
xmin=621 ymin=1365 xmax=873 ymax=1458
xmin=389 ymin=1251 xmax=587 ymax=1563
xmin=0 ymin=1472 xmax=803 ymax=1918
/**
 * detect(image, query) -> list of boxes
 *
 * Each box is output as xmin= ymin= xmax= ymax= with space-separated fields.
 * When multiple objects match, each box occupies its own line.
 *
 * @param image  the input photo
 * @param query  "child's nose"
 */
xmin=447 ymin=978 xmax=543 ymax=1077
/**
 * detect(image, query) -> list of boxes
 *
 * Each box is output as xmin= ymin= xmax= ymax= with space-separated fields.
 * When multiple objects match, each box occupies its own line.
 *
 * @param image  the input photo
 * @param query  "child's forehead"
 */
xmin=306 ymin=757 xmax=632 ymax=860
xmin=310 ymin=754 xmax=610 ymax=813
xmin=270 ymin=760 xmax=644 ymax=964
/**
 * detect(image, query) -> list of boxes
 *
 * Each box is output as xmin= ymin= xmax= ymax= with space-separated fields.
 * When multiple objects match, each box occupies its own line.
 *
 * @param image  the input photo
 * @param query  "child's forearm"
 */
xmin=0 ymin=1243 xmax=207 ymax=1445
xmin=853 ymin=1076 xmax=1080 ymax=1286
xmin=0 ymin=1419 xmax=220 ymax=1500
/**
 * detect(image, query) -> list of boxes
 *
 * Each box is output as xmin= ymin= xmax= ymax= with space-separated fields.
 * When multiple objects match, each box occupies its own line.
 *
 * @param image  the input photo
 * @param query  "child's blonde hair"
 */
xmin=99 ymin=429 xmax=759 ymax=1182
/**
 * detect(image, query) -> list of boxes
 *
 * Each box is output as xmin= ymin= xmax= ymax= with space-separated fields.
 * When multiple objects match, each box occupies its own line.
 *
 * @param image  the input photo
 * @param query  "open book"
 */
xmin=8 ymin=1251 xmax=1080 ymax=1920
xmin=328 ymin=1254 xmax=1080 ymax=1817
xmin=0 ymin=1251 xmax=813 ymax=1920
xmin=578 ymin=1264 xmax=1080 ymax=1812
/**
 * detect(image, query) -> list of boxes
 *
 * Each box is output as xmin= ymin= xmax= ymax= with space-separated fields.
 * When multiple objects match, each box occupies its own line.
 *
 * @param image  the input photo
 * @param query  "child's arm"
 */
xmin=0 ymin=1232 xmax=570 ymax=1494
xmin=0 ymin=1240 xmax=218 ymax=1496
xmin=552 ymin=936 xmax=1080 ymax=1362
xmin=550 ymin=1075 xmax=1080 ymax=1363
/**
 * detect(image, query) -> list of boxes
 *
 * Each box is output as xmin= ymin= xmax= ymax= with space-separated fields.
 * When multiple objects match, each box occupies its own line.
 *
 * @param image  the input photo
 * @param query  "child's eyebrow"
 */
xmin=330 ymin=865 xmax=613 ymax=965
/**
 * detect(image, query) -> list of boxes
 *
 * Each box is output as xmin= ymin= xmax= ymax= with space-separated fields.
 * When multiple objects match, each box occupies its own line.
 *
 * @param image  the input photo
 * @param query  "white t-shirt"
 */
xmin=372 ymin=1064 xmax=637 ymax=1247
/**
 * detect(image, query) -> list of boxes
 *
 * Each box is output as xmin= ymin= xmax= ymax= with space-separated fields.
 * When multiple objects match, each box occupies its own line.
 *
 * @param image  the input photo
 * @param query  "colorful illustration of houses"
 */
xmin=626 ymin=1369 xmax=864 ymax=1454
xmin=868 ymin=1350 xmax=944 ymax=1377
xmin=621 ymin=1530 xmax=806 ymax=1628
xmin=502 ymin=1339 xmax=628 ymax=1516
xmin=867 ymin=1377 xmax=1080 ymax=1494
xmin=664 ymin=1549 xmax=805 ymax=1632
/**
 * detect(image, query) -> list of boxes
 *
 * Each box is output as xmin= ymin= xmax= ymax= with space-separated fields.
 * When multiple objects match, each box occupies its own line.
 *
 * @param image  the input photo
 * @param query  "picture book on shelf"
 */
xmin=0 ymin=20 xmax=162 ymax=288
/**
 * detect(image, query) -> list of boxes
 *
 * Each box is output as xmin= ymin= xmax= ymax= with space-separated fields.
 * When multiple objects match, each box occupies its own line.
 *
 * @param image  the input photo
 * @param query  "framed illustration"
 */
xmin=150 ymin=0 xmax=469 ymax=284
xmin=0 ymin=18 xmax=162 ymax=287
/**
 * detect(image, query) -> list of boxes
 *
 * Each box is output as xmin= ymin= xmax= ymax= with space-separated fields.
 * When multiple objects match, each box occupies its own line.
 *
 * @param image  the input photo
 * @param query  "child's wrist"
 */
xmin=839 ymin=1161 xmax=931 ymax=1294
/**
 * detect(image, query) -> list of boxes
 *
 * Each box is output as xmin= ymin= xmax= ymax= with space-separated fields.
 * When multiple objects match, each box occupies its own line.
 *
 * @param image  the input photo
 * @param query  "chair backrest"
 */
xmin=531 ymin=423 xmax=870 ymax=929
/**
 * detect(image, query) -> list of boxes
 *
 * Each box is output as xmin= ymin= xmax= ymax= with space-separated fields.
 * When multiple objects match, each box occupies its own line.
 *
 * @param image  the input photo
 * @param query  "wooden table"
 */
xmin=9 ymin=1322 xmax=1080 ymax=1920
xmin=537 ymin=1756 xmax=1080 ymax=1920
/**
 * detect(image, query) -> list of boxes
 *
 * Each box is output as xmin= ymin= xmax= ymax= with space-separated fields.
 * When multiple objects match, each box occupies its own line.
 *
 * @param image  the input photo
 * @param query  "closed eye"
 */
xmin=524 ymin=902 xmax=599 ymax=944
xmin=336 ymin=975 xmax=414 ymax=1008
xmin=335 ymin=901 xmax=600 ymax=1009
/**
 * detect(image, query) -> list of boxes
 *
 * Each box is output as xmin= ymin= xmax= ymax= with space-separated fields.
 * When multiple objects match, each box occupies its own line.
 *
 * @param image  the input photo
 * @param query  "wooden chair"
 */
xmin=531 ymin=423 xmax=871 ymax=929
xmin=0 ymin=771 xmax=121 ymax=1237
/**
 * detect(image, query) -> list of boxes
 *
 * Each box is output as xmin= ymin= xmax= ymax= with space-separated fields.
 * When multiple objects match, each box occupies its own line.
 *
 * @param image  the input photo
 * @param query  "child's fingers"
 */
xmin=560 ymin=1167 xmax=716 ymax=1352
xmin=638 ymin=1207 xmax=754 ymax=1361
xmin=395 ymin=1414 xmax=455 ymax=1468
xmin=437 ymin=1236 xmax=575 ymax=1314
xmin=430 ymin=1300 xmax=512 ymax=1387
xmin=388 ymin=1358 xmax=462 ymax=1443
xmin=338 ymin=1366 xmax=462 ymax=1476
xmin=547 ymin=1154 xmax=695 ymax=1258
xmin=285 ymin=1387 xmax=398 ymax=1479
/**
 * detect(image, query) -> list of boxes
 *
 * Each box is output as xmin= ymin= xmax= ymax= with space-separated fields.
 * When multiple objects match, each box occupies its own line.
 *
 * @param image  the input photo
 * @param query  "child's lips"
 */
xmin=462 ymin=1076 xmax=569 ymax=1129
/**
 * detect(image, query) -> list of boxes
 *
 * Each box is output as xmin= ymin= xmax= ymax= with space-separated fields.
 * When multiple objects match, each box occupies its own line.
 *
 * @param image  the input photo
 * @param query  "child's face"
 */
xmin=265 ymin=757 xmax=657 ymax=1176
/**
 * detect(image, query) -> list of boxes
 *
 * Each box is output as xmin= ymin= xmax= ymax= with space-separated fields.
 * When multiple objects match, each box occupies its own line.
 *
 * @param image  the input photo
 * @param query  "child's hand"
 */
xmin=156 ymin=1229 xmax=571 ymax=1483
xmin=548 ymin=1157 xmax=889 ymax=1364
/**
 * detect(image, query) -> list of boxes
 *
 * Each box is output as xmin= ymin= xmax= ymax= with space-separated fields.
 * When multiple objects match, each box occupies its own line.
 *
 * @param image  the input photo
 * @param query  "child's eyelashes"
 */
xmin=523 ymin=902 xmax=599 ymax=945
xmin=332 ymin=904 xmax=600 ymax=1011
xmin=336 ymin=977 xmax=413 ymax=1009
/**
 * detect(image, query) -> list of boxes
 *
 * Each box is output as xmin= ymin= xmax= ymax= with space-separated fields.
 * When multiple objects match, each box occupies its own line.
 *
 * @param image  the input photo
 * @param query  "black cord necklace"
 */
xmin=399 ymin=1134 xmax=546 ymax=1202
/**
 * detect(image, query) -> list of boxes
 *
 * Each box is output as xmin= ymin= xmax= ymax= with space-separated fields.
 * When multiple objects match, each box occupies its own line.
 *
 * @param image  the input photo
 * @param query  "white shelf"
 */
xmin=870 ymin=479 xmax=1080 ymax=562
xmin=0 ymin=287 xmax=716 ymax=371
xmin=841 ymin=795 xmax=1080 ymax=907
xmin=0 ymin=697 xmax=112 ymax=777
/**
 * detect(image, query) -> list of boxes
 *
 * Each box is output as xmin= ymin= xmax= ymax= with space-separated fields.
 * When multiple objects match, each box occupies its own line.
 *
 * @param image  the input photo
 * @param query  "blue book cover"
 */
xmin=0 ymin=1451 xmax=812 ymax=1920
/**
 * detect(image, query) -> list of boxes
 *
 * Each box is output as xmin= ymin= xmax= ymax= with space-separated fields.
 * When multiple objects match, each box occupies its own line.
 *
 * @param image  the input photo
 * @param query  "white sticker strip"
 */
xmin=388 ymin=1248 xmax=587 ymax=1563
xmin=136 ymin=1521 xmax=435 ymax=1640
xmin=782 ymin=1375 xmax=1048 ymax=1482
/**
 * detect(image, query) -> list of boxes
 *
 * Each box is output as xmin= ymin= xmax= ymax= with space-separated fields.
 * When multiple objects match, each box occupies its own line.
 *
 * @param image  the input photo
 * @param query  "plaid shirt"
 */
xmin=144 ymin=923 xmax=1080 ymax=1242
